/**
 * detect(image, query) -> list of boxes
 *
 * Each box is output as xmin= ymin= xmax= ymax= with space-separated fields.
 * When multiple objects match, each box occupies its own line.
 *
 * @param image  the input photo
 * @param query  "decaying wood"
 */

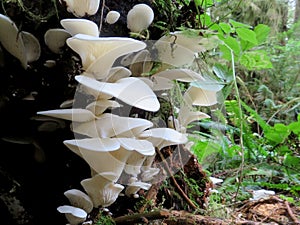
xmin=114 ymin=209 xmax=276 ymax=225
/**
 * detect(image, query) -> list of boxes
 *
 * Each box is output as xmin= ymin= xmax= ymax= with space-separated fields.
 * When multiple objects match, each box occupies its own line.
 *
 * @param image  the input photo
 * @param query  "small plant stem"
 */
xmin=98 ymin=0 xmax=105 ymax=36
xmin=156 ymin=148 xmax=198 ymax=210
xmin=228 ymin=46 xmax=245 ymax=202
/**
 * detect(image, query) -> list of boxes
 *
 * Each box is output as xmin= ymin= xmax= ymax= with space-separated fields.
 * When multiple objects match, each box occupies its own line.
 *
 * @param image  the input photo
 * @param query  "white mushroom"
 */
xmin=0 ymin=14 xmax=27 ymax=68
xmin=177 ymin=104 xmax=210 ymax=129
xmin=64 ymin=189 xmax=93 ymax=213
xmin=105 ymin=11 xmax=120 ymax=25
xmin=21 ymin=31 xmax=41 ymax=63
xmin=85 ymin=99 xmax=121 ymax=116
xmin=57 ymin=205 xmax=87 ymax=225
xmin=183 ymin=86 xmax=218 ymax=106
xmin=105 ymin=66 xmax=132 ymax=83
xmin=125 ymin=177 xmax=151 ymax=197
xmin=37 ymin=108 xmax=96 ymax=122
xmin=124 ymin=151 xmax=148 ymax=176
xmin=73 ymin=113 xmax=153 ymax=138
xmin=138 ymin=127 xmax=188 ymax=150
xmin=157 ymin=31 xmax=206 ymax=54
xmin=66 ymin=34 xmax=146 ymax=79
xmin=60 ymin=18 xmax=99 ymax=37
xmin=75 ymin=75 xmax=160 ymax=112
xmin=63 ymin=137 xmax=155 ymax=181
xmin=80 ymin=173 xmax=124 ymax=208
xmin=44 ymin=28 xmax=71 ymax=54
xmin=153 ymin=38 xmax=195 ymax=68
xmin=60 ymin=0 xmax=100 ymax=18
xmin=127 ymin=4 xmax=154 ymax=33
xmin=153 ymin=68 xmax=205 ymax=83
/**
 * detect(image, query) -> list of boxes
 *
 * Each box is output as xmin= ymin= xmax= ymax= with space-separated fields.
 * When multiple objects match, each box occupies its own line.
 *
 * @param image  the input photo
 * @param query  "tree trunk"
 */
xmin=295 ymin=0 xmax=300 ymax=23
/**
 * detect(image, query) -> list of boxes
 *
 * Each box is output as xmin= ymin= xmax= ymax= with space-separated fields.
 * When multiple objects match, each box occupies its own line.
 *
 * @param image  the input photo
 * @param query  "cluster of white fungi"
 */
xmin=0 ymin=0 xmax=220 ymax=224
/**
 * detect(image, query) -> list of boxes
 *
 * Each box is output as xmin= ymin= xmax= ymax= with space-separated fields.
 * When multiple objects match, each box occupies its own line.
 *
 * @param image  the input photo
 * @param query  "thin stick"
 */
xmin=98 ymin=0 xmax=105 ymax=36
xmin=156 ymin=148 xmax=198 ymax=210
xmin=285 ymin=201 xmax=300 ymax=224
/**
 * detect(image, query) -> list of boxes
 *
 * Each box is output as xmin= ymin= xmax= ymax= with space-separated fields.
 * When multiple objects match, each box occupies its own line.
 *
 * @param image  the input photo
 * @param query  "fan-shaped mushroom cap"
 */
xmin=63 ymin=138 xmax=155 ymax=181
xmin=125 ymin=178 xmax=151 ymax=197
xmin=80 ymin=173 xmax=124 ymax=208
xmin=183 ymin=86 xmax=217 ymax=106
xmin=85 ymin=99 xmax=121 ymax=116
xmin=153 ymin=38 xmax=195 ymax=68
xmin=153 ymin=68 xmax=205 ymax=83
xmin=37 ymin=108 xmax=96 ymax=122
xmin=57 ymin=205 xmax=87 ymax=225
xmin=105 ymin=11 xmax=120 ymax=24
xmin=73 ymin=113 xmax=153 ymax=138
xmin=127 ymin=4 xmax=154 ymax=33
xmin=138 ymin=128 xmax=188 ymax=150
xmin=141 ymin=167 xmax=160 ymax=182
xmin=105 ymin=66 xmax=132 ymax=82
xmin=44 ymin=28 xmax=71 ymax=54
xmin=0 ymin=14 xmax=27 ymax=68
xmin=66 ymin=34 xmax=146 ymax=79
xmin=60 ymin=18 xmax=99 ymax=37
xmin=122 ymin=49 xmax=153 ymax=77
xmin=21 ymin=31 xmax=41 ymax=63
xmin=75 ymin=76 xmax=160 ymax=112
xmin=124 ymin=151 xmax=147 ymax=176
xmin=60 ymin=0 xmax=100 ymax=17
xmin=158 ymin=31 xmax=206 ymax=53
xmin=177 ymin=105 xmax=210 ymax=128
xmin=64 ymin=189 xmax=93 ymax=213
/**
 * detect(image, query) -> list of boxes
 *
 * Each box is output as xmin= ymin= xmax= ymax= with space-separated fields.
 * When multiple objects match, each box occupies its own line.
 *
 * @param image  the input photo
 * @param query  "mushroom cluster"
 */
xmin=36 ymin=4 xmax=221 ymax=224
xmin=0 ymin=14 xmax=41 ymax=69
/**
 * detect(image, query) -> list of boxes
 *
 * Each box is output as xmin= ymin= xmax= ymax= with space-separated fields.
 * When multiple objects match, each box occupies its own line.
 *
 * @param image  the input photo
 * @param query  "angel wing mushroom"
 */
xmin=66 ymin=34 xmax=147 ymax=79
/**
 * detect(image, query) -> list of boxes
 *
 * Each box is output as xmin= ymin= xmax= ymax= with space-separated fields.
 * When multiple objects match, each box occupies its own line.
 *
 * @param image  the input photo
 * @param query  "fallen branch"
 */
xmin=285 ymin=201 xmax=300 ymax=225
xmin=114 ymin=209 xmax=276 ymax=225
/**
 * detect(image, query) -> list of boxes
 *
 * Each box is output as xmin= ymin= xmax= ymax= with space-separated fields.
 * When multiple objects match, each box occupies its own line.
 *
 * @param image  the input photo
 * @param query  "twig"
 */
xmin=98 ymin=0 xmax=105 ymax=36
xmin=114 ymin=209 xmax=170 ymax=224
xmin=156 ymin=148 xmax=198 ymax=210
xmin=285 ymin=201 xmax=300 ymax=224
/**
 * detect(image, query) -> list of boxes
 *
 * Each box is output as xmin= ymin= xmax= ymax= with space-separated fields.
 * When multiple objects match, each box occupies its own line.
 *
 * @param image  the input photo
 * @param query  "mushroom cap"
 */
xmin=57 ymin=205 xmax=87 ymax=225
xmin=0 ymin=14 xmax=27 ymax=68
xmin=153 ymin=68 xmax=205 ymax=83
xmin=60 ymin=18 xmax=99 ymax=37
xmin=178 ymin=105 xmax=210 ymax=128
xmin=66 ymin=34 xmax=146 ymax=79
xmin=124 ymin=151 xmax=147 ymax=176
xmin=80 ymin=173 xmax=124 ymax=208
xmin=105 ymin=11 xmax=120 ymax=24
xmin=63 ymin=138 xmax=155 ymax=181
xmin=44 ymin=28 xmax=71 ymax=54
xmin=60 ymin=0 xmax=100 ymax=17
xmin=105 ymin=66 xmax=132 ymax=83
xmin=21 ymin=31 xmax=41 ymax=63
xmin=139 ymin=128 xmax=188 ymax=150
xmin=75 ymin=76 xmax=160 ymax=112
xmin=64 ymin=189 xmax=93 ymax=213
xmin=153 ymin=38 xmax=195 ymax=68
xmin=183 ymin=86 xmax=218 ymax=106
xmin=37 ymin=108 xmax=96 ymax=122
xmin=85 ymin=99 xmax=121 ymax=116
xmin=125 ymin=179 xmax=151 ymax=196
xmin=158 ymin=31 xmax=206 ymax=53
xmin=72 ymin=113 xmax=153 ymax=138
xmin=127 ymin=4 xmax=154 ymax=33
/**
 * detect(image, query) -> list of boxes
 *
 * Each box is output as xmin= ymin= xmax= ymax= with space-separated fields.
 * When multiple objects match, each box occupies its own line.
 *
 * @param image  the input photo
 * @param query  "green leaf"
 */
xmin=283 ymin=153 xmax=300 ymax=170
xmin=240 ymin=50 xmax=273 ymax=70
xmin=265 ymin=123 xmax=290 ymax=145
xmin=288 ymin=121 xmax=300 ymax=135
xmin=198 ymin=13 xmax=212 ymax=27
xmin=254 ymin=24 xmax=270 ymax=45
xmin=236 ymin=28 xmax=257 ymax=44
xmin=219 ymin=22 xmax=232 ymax=34
xmin=219 ymin=36 xmax=241 ymax=60
xmin=229 ymin=19 xmax=252 ymax=29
